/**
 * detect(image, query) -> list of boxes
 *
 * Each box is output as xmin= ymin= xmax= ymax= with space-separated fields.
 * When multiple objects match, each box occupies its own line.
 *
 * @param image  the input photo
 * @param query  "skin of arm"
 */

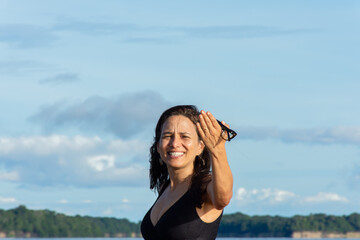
xmin=197 ymin=110 xmax=233 ymax=210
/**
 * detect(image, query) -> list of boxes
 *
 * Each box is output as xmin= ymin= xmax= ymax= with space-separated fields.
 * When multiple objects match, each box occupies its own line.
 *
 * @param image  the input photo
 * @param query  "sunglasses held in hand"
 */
xmin=217 ymin=120 xmax=237 ymax=141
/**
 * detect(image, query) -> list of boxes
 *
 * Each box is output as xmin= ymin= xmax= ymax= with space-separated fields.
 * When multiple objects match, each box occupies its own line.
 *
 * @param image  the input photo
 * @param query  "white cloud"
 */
xmin=88 ymin=155 xmax=115 ymax=171
xmin=236 ymin=187 xmax=296 ymax=205
xmin=0 ymin=135 xmax=148 ymax=188
xmin=59 ymin=199 xmax=68 ymax=204
xmin=107 ymin=139 xmax=148 ymax=155
xmin=0 ymin=135 xmax=102 ymax=156
xmin=0 ymin=196 xmax=17 ymax=203
xmin=303 ymin=192 xmax=348 ymax=203
xmin=236 ymin=187 xmax=349 ymax=206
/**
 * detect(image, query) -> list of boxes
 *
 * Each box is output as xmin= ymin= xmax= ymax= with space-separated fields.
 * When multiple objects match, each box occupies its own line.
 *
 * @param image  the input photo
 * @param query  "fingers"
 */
xmin=206 ymin=111 xmax=222 ymax=131
xmin=199 ymin=111 xmax=219 ymax=135
xmin=199 ymin=110 xmax=225 ymax=141
xmin=198 ymin=112 xmax=211 ymax=136
xmin=200 ymin=110 xmax=229 ymax=131
xmin=198 ymin=110 xmax=231 ymax=147
xmin=196 ymin=121 xmax=206 ymax=140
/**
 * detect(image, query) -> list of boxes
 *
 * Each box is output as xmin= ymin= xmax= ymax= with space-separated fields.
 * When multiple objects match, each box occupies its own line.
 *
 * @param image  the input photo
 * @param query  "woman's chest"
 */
xmin=152 ymin=197 xmax=204 ymax=240
xmin=150 ymin=189 xmax=190 ymax=226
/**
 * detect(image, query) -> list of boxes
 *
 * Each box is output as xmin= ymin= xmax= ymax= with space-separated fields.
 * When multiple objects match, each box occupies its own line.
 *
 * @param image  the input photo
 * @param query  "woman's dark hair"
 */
xmin=149 ymin=105 xmax=211 ymax=208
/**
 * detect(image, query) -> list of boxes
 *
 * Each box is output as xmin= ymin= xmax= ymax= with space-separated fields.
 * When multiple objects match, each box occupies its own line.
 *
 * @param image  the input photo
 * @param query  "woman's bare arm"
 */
xmin=197 ymin=110 xmax=233 ymax=210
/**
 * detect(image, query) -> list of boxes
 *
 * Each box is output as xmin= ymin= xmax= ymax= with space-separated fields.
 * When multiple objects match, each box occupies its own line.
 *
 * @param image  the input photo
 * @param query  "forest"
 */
xmin=219 ymin=212 xmax=360 ymax=237
xmin=0 ymin=205 xmax=359 ymax=237
xmin=0 ymin=205 xmax=140 ymax=237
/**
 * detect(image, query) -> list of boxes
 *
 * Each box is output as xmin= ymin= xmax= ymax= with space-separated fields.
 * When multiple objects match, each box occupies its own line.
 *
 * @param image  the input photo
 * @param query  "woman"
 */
xmin=141 ymin=105 xmax=235 ymax=240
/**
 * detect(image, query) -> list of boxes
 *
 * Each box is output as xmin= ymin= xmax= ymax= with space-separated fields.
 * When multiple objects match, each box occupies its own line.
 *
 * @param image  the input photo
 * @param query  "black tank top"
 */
xmin=141 ymin=187 xmax=222 ymax=240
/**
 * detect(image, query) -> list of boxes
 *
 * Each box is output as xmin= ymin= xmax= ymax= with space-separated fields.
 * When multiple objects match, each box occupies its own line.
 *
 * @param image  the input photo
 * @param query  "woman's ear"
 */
xmin=197 ymin=140 xmax=205 ymax=155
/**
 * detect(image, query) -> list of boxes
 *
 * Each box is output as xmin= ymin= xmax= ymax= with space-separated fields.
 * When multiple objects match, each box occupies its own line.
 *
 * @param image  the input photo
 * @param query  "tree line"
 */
xmin=1 ymin=205 xmax=359 ymax=237
xmin=0 ymin=205 xmax=140 ymax=237
xmin=218 ymin=212 xmax=360 ymax=237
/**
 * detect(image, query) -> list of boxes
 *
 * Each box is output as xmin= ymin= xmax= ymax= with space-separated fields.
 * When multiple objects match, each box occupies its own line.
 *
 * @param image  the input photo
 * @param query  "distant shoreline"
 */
xmin=292 ymin=231 xmax=360 ymax=238
xmin=2 ymin=232 xmax=360 ymax=238
xmin=1 ymin=206 xmax=360 ymax=238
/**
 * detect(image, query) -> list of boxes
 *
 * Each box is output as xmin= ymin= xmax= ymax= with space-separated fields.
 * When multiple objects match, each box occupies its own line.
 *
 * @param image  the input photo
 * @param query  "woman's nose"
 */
xmin=169 ymin=135 xmax=181 ymax=147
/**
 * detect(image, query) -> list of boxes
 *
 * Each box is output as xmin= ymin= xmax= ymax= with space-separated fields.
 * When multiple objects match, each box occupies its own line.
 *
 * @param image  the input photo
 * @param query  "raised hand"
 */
xmin=196 ymin=110 xmax=226 ymax=153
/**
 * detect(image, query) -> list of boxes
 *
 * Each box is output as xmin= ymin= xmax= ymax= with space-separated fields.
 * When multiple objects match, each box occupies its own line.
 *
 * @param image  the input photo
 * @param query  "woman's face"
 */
xmin=157 ymin=115 xmax=204 ymax=170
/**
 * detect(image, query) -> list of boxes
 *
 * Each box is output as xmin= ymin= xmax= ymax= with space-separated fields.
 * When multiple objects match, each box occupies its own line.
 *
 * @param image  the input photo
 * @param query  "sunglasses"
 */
xmin=217 ymin=120 xmax=237 ymax=141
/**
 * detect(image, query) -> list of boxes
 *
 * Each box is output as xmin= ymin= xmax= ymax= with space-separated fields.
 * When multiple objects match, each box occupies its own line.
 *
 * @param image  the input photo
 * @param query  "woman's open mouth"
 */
xmin=168 ymin=152 xmax=185 ymax=158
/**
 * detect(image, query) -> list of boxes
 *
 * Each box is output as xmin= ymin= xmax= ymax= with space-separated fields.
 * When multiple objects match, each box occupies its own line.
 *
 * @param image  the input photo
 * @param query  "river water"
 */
xmin=2 ymin=238 xmax=352 ymax=240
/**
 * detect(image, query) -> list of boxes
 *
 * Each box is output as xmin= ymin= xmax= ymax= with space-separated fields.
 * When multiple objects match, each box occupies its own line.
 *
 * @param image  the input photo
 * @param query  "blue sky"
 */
xmin=1 ymin=0 xmax=360 ymax=222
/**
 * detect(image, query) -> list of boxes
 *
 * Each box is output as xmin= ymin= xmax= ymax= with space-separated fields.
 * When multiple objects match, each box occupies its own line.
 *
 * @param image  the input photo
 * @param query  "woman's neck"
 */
xmin=168 ymin=168 xmax=193 ymax=191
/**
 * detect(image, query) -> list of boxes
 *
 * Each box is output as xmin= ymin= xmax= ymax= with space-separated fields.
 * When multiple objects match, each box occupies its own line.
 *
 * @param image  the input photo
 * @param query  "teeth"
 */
xmin=169 ymin=152 xmax=184 ymax=157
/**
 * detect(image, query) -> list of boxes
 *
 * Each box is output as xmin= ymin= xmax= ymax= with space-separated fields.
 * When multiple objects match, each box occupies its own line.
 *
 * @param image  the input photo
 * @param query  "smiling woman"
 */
xmin=157 ymin=115 xmax=204 ymax=171
xmin=141 ymin=105 xmax=235 ymax=240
